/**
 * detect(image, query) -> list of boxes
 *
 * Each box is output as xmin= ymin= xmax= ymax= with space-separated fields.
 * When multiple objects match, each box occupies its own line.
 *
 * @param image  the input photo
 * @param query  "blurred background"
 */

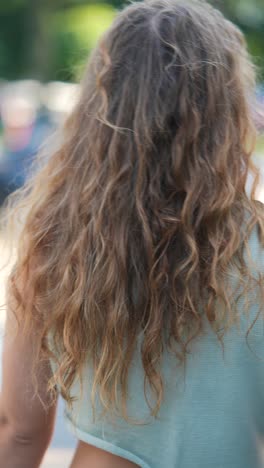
xmin=0 ymin=0 xmax=263 ymax=467
xmin=0 ymin=0 xmax=263 ymax=205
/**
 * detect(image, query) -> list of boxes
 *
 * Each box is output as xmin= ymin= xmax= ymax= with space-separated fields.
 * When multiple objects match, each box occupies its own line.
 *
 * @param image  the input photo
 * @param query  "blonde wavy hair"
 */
xmin=3 ymin=0 xmax=264 ymax=419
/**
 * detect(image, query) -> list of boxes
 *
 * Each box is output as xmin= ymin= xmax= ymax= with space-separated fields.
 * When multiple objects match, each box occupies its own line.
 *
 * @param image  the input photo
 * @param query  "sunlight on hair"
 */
xmin=1 ymin=0 xmax=264 ymax=422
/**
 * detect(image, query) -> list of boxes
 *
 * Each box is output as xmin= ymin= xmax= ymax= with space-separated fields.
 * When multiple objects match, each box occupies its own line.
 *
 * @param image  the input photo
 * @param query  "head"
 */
xmin=5 ymin=0 xmax=264 ymax=419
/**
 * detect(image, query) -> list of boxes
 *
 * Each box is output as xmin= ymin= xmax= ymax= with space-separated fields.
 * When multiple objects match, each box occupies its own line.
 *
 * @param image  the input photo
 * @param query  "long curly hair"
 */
xmin=3 ymin=0 xmax=264 ymax=419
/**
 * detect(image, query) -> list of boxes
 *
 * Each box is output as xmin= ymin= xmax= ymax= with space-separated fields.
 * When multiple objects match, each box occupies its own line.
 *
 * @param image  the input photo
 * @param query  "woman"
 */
xmin=1 ymin=0 xmax=264 ymax=467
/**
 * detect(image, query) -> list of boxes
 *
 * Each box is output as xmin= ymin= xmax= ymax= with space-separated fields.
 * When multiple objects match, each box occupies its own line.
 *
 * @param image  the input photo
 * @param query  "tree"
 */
xmin=214 ymin=0 xmax=264 ymax=80
xmin=0 ymin=0 xmax=263 ymax=82
xmin=0 ymin=0 xmax=116 ymax=81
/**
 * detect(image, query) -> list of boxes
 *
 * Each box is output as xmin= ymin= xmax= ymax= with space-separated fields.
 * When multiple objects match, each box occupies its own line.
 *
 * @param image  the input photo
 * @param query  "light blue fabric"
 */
xmin=60 ymin=225 xmax=264 ymax=468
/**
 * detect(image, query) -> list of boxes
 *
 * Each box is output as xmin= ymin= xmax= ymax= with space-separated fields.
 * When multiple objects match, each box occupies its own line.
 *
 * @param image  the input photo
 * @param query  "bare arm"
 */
xmin=0 ymin=311 xmax=58 ymax=468
xmin=70 ymin=441 xmax=140 ymax=468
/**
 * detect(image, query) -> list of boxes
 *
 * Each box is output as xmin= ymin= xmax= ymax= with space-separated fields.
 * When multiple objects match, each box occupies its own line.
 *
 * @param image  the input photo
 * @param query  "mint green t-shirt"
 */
xmin=60 ymin=226 xmax=264 ymax=468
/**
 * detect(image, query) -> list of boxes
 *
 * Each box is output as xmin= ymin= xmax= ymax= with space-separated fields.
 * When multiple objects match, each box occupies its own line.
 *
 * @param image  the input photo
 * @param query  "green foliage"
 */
xmin=0 ymin=0 xmax=263 ymax=83
xmin=52 ymin=4 xmax=116 ymax=81
xmin=209 ymin=0 xmax=264 ymax=80
xmin=246 ymin=31 xmax=264 ymax=81
xmin=0 ymin=0 xmax=28 ymax=13
xmin=257 ymin=135 xmax=264 ymax=155
xmin=60 ymin=4 xmax=116 ymax=40
xmin=0 ymin=6 xmax=26 ymax=80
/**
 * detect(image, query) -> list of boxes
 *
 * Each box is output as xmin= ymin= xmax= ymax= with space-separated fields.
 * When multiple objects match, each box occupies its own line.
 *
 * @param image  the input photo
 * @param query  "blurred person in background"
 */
xmin=2 ymin=1 xmax=264 ymax=468
xmin=0 ymin=90 xmax=54 ymax=205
